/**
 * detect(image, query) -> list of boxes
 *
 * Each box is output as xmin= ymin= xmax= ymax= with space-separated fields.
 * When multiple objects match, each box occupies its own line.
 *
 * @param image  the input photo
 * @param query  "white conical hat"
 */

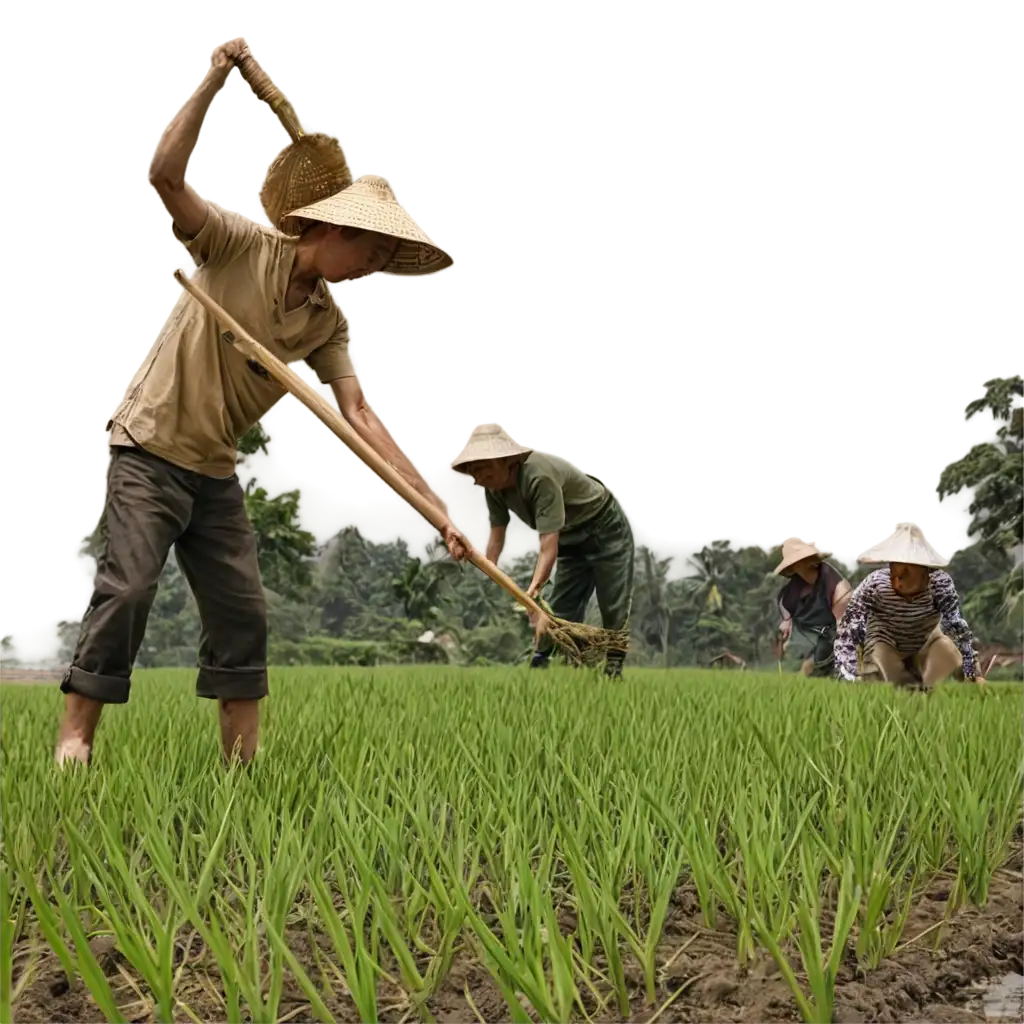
xmin=774 ymin=538 xmax=831 ymax=575
xmin=451 ymin=424 xmax=532 ymax=472
xmin=285 ymin=175 xmax=452 ymax=276
xmin=857 ymin=523 xmax=949 ymax=568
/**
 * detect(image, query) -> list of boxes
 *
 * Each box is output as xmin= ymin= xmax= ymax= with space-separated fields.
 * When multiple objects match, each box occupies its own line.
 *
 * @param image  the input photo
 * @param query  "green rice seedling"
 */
xmin=325 ymin=806 xmax=437 ymax=1013
xmin=937 ymin=708 xmax=1024 ymax=910
xmin=264 ymin=927 xmax=335 ymax=1024
xmin=730 ymin=786 xmax=816 ymax=948
xmin=1 ymin=864 xmax=20 ymax=1024
xmin=143 ymin=794 xmax=248 ymax=1023
xmin=855 ymin=869 xmax=917 ymax=971
xmin=627 ymin=829 xmax=686 ymax=1005
xmin=641 ymin=786 xmax=757 ymax=962
xmin=561 ymin=828 xmax=631 ymax=1017
xmin=46 ymin=864 xmax=126 ymax=1023
xmin=753 ymin=853 xmax=860 ymax=1024
xmin=252 ymin=824 xmax=313 ymax=1023
xmin=63 ymin=812 xmax=181 ymax=1022
xmin=678 ymin=818 xmax=721 ymax=931
xmin=308 ymin=859 xmax=382 ymax=1024
xmin=393 ymin=802 xmax=471 ymax=1001
xmin=805 ymin=784 xmax=922 ymax=973
xmin=458 ymin=857 xmax=578 ymax=1024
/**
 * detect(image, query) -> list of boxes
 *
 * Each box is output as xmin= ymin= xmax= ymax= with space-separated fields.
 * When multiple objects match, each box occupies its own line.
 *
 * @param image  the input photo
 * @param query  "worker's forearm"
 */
xmin=528 ymin=535 xmax=559 ymax=595
xmin=150 ymin=68 xmax=229 ymax=188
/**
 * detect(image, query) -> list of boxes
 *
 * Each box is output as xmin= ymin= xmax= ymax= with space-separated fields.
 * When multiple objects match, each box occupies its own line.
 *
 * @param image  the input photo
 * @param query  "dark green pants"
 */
xmin=61 ymin=446 xmax=268 ymax=704
xmin=538 ymin=495 xmax=634 ymax=657
xmin=785 ymin=623 xmax=837 ymax=678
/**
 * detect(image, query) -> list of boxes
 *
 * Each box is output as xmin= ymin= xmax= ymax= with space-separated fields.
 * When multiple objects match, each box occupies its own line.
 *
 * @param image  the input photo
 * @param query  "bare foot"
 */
xmin=219 ymin=699 xmax=260 ymax=765
xmin=55 ymin=692 xmax=103 ymax=766
xmin=55 ymin=735 xmax=92 ymax=766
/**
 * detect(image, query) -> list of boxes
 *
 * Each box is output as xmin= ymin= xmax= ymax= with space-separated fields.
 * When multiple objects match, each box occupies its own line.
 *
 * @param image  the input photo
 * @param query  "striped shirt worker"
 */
xmin=834 ymin=569 xmax=977 ymax=681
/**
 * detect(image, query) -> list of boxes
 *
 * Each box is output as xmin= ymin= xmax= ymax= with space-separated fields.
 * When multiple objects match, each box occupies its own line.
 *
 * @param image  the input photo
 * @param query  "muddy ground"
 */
xmin=10 ymin=847 xmax=1023 ymax=1024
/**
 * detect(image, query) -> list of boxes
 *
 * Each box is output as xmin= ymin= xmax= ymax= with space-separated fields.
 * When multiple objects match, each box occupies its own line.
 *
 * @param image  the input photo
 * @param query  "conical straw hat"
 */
xmin=857 ymin=523 xmax=948 ymax=568
xmin=284 ymin=175 xmax=452 ymax=276
xmin=774 ymin=538 xmax=831 ymax=576
xmin=451 ymin=425 xmax=532 ymax=472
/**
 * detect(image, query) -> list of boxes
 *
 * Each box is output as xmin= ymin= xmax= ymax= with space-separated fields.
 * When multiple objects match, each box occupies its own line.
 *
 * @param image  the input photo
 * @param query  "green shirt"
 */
xmin=485 ymin=452 xmax=608 ymax=535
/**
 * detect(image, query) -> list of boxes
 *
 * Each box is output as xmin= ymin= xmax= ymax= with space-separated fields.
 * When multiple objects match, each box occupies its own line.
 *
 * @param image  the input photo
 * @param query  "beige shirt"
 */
xmin=108 ymin=203 xmax=355 ymax=478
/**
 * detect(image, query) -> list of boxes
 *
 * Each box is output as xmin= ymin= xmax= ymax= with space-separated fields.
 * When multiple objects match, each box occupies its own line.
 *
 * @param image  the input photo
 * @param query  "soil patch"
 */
xmin=11 ymin=856 xmax=1023 ymax=1023
xmin=0 ymin=668 xmax=63 ymax=685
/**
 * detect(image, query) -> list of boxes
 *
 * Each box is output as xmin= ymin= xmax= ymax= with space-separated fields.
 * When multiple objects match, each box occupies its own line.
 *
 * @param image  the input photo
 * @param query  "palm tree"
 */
xmin=682 ymin=541 xmax=734 ymax=613
xmin=632 ymin=547 xmax=675 ymax=666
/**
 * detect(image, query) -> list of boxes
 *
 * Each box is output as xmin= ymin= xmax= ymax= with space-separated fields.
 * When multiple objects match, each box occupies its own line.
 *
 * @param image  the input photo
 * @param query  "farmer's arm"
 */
xmin=484 ymin=493 xmax=512 ymax=566
xmin=777 ymin=601 xmax=793 ymax=658
xmin=778 ymin=596 xmax=793 ymax=638
xmin=148 ymin=45 xmax=235 ymax=241
xmin=149 ymin=38 xmax=249 ymax=237
xmin=524 ymin=475 xmax=565 ymax=598
xmin=833 ymin=580 xmax=870 ymax=680
xmin=330 ymin=377 xmax=450 ymax=517
xmin=831 ymin=579 xmax=853 ymax=623
xmin=933 ymin=572 xmax=980 ymax=681
xmin=527 ymin=533 xmax=559 ymax=598
xmin=486 ymin=526 xmax=506 ymax=565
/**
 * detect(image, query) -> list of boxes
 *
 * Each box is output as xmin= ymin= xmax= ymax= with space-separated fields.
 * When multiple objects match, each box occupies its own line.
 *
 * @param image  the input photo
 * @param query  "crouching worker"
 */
xmin=56 ymin=39 xmax=465 ymax=768
xmin=774 ymin=539 xmax=852 ymax=676
xmin=452 ymin=425 xmax=634 ymax=678
xmin=834 ymin=523 xmax=984 ymax=689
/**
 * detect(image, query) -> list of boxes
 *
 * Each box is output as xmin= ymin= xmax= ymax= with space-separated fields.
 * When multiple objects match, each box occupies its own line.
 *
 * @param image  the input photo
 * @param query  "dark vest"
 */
xmin=780 ymin=562 xmax=843 ymax=632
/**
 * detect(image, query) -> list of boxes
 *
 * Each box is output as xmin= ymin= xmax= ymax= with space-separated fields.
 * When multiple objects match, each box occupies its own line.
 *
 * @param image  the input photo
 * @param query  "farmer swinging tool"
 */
xmin=55 ymin=36 xmax=462 ymax=768
xmin=174 ymin=271 xmax=628 ymax=666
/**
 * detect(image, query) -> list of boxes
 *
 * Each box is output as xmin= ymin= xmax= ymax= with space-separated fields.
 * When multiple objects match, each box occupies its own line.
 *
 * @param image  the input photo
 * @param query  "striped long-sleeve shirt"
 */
xmin=834 ymin=569 xmax=977 ymax=681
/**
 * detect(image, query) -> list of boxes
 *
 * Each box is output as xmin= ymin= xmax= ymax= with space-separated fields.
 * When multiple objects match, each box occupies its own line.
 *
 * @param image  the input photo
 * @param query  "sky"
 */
xmin=0 ymin=19 xmax=1015 ymax=634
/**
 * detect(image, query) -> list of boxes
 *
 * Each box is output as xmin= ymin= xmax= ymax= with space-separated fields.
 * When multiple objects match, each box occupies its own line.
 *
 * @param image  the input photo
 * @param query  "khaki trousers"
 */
xmin=864 ymin=627 xmax=962 ymax=689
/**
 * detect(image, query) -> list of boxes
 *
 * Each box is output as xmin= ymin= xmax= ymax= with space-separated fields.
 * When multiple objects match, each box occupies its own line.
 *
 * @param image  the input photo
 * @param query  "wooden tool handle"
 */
xmin=234 ymin=50 xmax=304 ymax=143
xmin=172 ymin=270 xmax=547 ymax=621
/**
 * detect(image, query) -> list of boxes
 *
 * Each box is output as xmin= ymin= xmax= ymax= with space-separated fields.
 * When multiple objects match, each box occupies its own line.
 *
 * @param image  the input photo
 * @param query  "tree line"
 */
xmin=33 ymin=376 xmax=1018 ymax=672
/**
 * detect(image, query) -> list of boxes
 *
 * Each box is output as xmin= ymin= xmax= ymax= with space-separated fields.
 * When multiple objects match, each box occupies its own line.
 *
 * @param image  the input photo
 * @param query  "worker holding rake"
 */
xmin=834 ymin=523 xmax=985 ymax=689
xmin=55 ymin=39 xmax=466 ymax=767
xmin=452 ymin=426 xmax=634 ymax=678
xmin=774 ymin=539 xmax=852 ymax=677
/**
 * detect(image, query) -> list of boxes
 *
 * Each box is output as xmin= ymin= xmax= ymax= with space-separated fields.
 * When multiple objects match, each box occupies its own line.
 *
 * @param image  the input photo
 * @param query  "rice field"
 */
xmin=1 ymin=667 xmax=1021 ymax=1024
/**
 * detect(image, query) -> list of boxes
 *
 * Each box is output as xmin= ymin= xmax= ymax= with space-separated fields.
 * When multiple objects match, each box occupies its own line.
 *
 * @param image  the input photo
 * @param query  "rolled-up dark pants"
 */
xmin=537 ymin=495 xmax=634 ymax=661
xmin=61 ymin=446 xmax=268 ymax=704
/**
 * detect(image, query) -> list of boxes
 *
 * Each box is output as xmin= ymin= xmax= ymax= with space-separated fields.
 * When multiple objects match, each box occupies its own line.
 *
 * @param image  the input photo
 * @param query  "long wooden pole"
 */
xmin=173 ymin=270 xmax=548 ymax=622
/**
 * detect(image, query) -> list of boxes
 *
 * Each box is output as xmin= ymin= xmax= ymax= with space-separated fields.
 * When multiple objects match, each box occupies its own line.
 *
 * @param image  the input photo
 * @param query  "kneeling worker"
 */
xmin=834 ymin=523 xmax=984 ymax=688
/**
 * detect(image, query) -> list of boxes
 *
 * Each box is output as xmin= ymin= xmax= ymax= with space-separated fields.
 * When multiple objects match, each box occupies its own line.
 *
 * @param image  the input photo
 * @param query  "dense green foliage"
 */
xmin=938 ymin=375 xmax=1023 ymax=642
xmin=42 ymin=376 xmax=1021 ymax=670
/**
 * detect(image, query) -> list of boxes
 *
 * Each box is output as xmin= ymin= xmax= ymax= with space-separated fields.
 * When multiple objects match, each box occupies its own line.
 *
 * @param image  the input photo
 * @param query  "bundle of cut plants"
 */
xmin=173 ymin=271 xmax=628 ymax=666
xmin=233 ymin=46 xmax=352 ymax=234
xmin=513 ymin=594 xmax=627 ymax=666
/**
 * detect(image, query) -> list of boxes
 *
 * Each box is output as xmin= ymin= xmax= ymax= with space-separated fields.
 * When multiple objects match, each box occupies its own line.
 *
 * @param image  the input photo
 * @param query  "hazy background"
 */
xmin=1 ymin=2 xmax=1019 ymax=661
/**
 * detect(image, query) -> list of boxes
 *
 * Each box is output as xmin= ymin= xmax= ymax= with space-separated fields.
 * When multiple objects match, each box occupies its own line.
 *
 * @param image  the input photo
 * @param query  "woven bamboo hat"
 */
xmin=774 ymin=538 xmax=831 ymax=576
xmin=857 ymin=523 xmax=948 ymax=568
xmin=452 ymin=425 xmax=532 ymax=473
xmin=284 ymin=176 xmax=453 ymax=276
